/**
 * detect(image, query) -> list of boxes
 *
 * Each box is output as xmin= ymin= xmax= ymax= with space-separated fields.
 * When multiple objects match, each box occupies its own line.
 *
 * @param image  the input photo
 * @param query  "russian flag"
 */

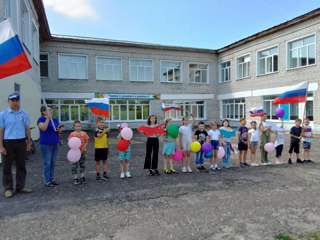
xmin=249 ymin=107 xmax=265 ymax=117
xmin=162 ymin=102 xmax=184 ymax=112
xmin=85 ymin=98 xmax=110 ymax=117
xmin=273 ymin=81 xmax=308 ymax=105
xmin=0 ymin=19 xmax=32 ymax=79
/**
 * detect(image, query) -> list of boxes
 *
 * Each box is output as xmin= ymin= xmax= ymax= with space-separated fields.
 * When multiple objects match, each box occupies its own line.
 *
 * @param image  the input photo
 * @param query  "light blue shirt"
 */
xmin=0 ymin=108 xmax=30 ymax=140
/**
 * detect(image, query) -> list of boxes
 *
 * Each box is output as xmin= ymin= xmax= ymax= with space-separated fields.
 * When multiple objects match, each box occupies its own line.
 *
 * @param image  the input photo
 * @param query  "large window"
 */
xmin=129 ymin=59 xmax=153 ymax=81
xmin=96 ymin=57 xmax=122 ymax=80
xmin=257 ymin=47 xmax=278 ymax=75
xmin=288 ymin=35 xmax=316 ymax=69
xmin=219 ymin=61 xmax=231 ymax=83
xmin=189 ymin=63 xmax=208 ymax=83
xmin=58 ymin=54 xmax=87 ymax=79
xmin=40 ymin=53 xmax=49 ymax=77
xmin=160 ymin=61 xmax=182 ymax=83
xmin=221 ymin=99 xmax=245 ymax=120
xmin=163 ymin=101 xmax=205 ymax=120
xmin=21 ymin=0 xmax=31 ymax=50
xmin=110 ymin=100 xmax=149 ymax=121
xmin=236 ymin=55 xmax=250 ymax=79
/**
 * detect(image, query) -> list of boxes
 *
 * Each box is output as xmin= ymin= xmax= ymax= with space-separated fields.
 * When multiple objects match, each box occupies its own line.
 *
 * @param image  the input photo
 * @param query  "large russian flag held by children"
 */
xmin=162 ymin=102 xmax=184 ymax=112
xmin=85 ymin=98 xmax=110 ymax=117
xmin=0 ymin=19 xmax=32 ymax=79
xmin=273 ymin=81 xmax=308 ymax=105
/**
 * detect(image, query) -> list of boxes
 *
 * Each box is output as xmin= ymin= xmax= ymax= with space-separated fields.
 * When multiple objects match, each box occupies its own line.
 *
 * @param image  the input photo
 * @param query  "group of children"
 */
xmin=66 ymin=114 xmax=314 ymax=184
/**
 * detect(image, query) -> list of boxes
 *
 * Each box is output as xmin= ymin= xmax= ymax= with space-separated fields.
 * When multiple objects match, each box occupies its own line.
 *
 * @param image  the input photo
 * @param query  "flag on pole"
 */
xmin=162 ymin=102 xmax=184 ymax=112
xmin=273 ymin=81 xmax=308 ymax=104
xmin=0 ymin=19 xmax=32 ymax=79
xmin=85 ymin=98 xmax=110 ymax=117
xmin=249 ymin=106 xmax=265 ymax=117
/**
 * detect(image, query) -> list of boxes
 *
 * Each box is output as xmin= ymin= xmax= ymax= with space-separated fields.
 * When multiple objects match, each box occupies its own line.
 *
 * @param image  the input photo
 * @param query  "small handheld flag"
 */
xmin=85 ymin=98 xmax=110 ymax=117
xmin=249 ymin=107 xmax=265 ymax=117
xmin=162 ymin=102 xmax=183 ymax=112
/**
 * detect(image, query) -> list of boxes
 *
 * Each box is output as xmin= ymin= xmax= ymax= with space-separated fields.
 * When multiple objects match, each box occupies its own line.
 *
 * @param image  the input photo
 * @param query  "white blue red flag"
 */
xmin=162 ymin=102 xmax=183 ymax=112
xmin=0 ymin=19 xmax=32 ymax=79
xmin=273 ymin=82 xmax=308 ymax=104
xmin=85 ymin=98 xmax=110 ymax=117
xmin=249 ymin=107 xmax=265 ymax=117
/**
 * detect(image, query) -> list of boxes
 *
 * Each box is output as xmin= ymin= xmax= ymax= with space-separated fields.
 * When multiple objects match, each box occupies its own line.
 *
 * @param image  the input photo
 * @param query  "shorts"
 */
xmin=238 ymin=142 xmax=248 ymax=151
xmin=95 ymin=148 xmax=108 ymax=161
xmin=275 ymin=144 xmax=283 ymax=157
xmin=250 ymin=141 xmax=258 ymax=147
xmin=119 ymin=147 xmax=131 ymax=161
xmin=303 ymin=141 xmax=311 ymax=150
xmin=210 ymin=140 xmax=220 ymax=151
xmin=181 ymin=139 xmax=192 ymax=151
xmin=288 ymin=142 xmax=300 ymax=154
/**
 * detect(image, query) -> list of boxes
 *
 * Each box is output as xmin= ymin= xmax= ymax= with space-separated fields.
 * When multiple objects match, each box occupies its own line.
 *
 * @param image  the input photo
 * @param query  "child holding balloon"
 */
xmin=162 ymin=119 xmax=177 ymax=174
xmin=220 ymin=119 xmax=233 ymax=168
xmin=237 ymin=118 xmax=250 ymax=167
xmin=94 ymin=117 xmax=109 ymax=180
xmin=248 ymin=121 xmax=260 ymax=166
xmin=194 ymin=121 xmax=209 ymax=171
xmin=208 ymin=121 xmax=223 ymax=171
xmin=68 ymin=120 xmax=90 ymax=184
xmin=302 ymin=118 xmax=313 ymax=163
xmin=117 ymin=123 xmax=132 ymax=179
xmin=179 ymin=114 xmax=195 ymax=173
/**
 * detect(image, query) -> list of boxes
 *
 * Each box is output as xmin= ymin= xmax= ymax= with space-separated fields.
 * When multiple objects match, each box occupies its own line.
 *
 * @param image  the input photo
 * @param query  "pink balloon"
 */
xmin=217 ymin=146 xmax=225 ymax=159
xmin=173 ymin=150 xmax=183 ymax=162
xmin=68 ymin=137 xmax=81 ymax=149
xmin=67 ymin=149 xmax=81 ymax=163
xmin=264 ymin=142 xmax=275 ymax=153
xmin=120 ymin=127 xmax=133 ymax=140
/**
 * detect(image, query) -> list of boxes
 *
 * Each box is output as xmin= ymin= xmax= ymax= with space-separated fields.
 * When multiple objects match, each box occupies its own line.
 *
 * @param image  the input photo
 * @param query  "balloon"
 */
xmin=68 ymin=137 xmax=81 ymax=149
xmin=120 ymin=127 xmax=133 ymax=140
xmin=264 ymin=142 xmax=275 ymax=153
xmin=173 ymin=150 xmax=183 ymax=161
xmin=190 ymin=141 xmax=201 ymax=153
xmin=167 ymin=124 xmax=179 ymax=138
xmin=204 ymin=151 xmax=213 ymax=158
xmin=201 ymin=142 xmax=212 ymax=153
xmin=217 ymin=147 xmax=225 ymax=159
xmin=117 ymin=139 xmax=130 ymax=151
xmin=275 ymin=107 xmax=285 ymax=118
xmin=67 ymin=149 xmax=81 ymax=163
xmin=120 ymin=123 xmax=128 ymax=129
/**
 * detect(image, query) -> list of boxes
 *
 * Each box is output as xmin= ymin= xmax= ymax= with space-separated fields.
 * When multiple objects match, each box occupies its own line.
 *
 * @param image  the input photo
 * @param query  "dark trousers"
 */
xmin=144 ymin=137 xmax=159 ymax=170
xmin=3 ymin=140 xmax=27 ymax=191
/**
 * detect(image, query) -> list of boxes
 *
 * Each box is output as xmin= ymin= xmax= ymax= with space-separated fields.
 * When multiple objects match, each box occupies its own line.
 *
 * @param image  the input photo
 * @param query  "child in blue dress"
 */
xmin=162 ymin=119 xmax=177 ymax=174
xmin=118 ymin=123 xmax=132 ymax=179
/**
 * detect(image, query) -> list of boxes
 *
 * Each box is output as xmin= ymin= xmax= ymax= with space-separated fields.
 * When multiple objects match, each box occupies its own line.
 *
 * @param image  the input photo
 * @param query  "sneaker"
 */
xmin=288 ymin=158 xmax=292 ymax=164
xmin=80 ymin=177 xmax=87 ymax=184
xmin=239 ymin=162 xmax=245 ymax=167
xmin=120 ymin=172 xmax=125 ymax=179
xmin=306 ymin=159 xmax=314 ymax=163
xmin=125 ymin=172 xmax=132 ymax=178
xmin=51 ymin=180 xmax=59 ymax=186
xmin=17 ymin=187 xmax=33 ymax=193
xmin=147 ymin=170 xmax=154 ymax=176
xmin=187 ymin=167 xmax=193 ymax=173
xmin=196 ymin=166 xmax=202 ymax=172
xmin=164 ymin=168 xmax=171 ymax=174
xmin=4 ymin=190 xmax=13 ymax=198
xmin=45 ymin=182 xmax=54 ymax=187
xmin=261 ymin=163 xmax=268 ymax=166
xmin=296 ymin=158 xmax=304 ymax=164
xmin=251 ymin=163 xmax=259 ymax=166
xmin=96 ymin=175 xmax=101 ymax=181
xmin=243 ymin=162 xmax=250 ymax=166
xmin=182 ymin=167 xmax=187 ymax=173
xmin=102 ymin=174 xmax=110 ymax=180
xmin=73 ymin=179 xmax=80 ymax=185
xmin=214 ymin=166 xmax=221 ymax=171
xmin=200 ymin=165 xmax=206 ymax=171
xmin=153 ymin=170 xmax=160 ymax=176
xmin=275 ymin=160 xmax=283 ymax=165
xmin=170 ymin=167 xmax=177 ymax=174
xmin=266 ymin=162 xmax=272 ymax=166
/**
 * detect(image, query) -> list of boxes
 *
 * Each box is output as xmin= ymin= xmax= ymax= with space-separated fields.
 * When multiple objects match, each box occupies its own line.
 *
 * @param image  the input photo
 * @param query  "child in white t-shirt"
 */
xmin=248 ymin=121 xmax=260 ymax=166
xmin=208 ymin=121 xmax=224 ymax=172
xmin=275 ymin=123 xmax=285 ymax=164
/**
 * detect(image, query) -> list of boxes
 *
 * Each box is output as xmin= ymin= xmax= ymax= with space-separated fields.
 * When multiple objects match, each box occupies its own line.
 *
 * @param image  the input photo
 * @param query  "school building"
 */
xmin=1 ymin=1 xmax=320 ymax=133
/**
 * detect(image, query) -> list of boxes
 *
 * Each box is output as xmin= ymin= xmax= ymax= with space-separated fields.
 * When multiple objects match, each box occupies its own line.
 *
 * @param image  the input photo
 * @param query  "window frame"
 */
xmin=58 ymin=53 xmax=88 ymax=80
xmin=220 ymin=98 xmax=246 ymax=120
xmin=256 ymin=45 xmax=279 ymax=76
xmin=21 ymin=0 xmax=31 ymax=51
xmin=96 ymin=56 xmax=122 ymax=81
xmin=160 ymin=60 xmax=182 ymax=83
xmin=163 ymin=100 xmax=205 ymax=120
xmin=219 ymin=61 xmax=231 ymax=83
xmin=188 ymin=62 xmax=209 ymax=84
xmin=236 ymin=54 xmax=251 ymax=80
xmin=40 ymin=52 xmax=49 ymax=78
xmin=129 ymin=58 xmax=154 ymax=82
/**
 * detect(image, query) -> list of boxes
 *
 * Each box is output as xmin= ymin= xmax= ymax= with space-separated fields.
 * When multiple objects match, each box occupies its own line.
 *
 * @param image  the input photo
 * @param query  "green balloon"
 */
xmin=167 ymin=124 xmax=179 ymax=138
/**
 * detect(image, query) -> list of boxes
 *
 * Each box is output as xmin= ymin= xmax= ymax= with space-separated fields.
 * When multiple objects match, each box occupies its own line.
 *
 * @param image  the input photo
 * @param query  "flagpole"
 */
xmin=301 ymin=81 xmax=309 ymax=120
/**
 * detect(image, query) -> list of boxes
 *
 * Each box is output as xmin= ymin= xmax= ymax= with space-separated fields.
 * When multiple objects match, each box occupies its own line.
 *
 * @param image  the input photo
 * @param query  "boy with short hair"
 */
xmin=288 ymin=118 xmax=302 ymax=164
xmin=302 ymin=118 xmax=313 ymax=163
xmin=94 ymin=117 xmax=109 ymax=180
xmin=194 ymin=121 xmax=208 ymax=171
xmin=68 ymin=120 xmax=90 ymax=184
xmin=237 ymin=118 xmax=249 ymax=167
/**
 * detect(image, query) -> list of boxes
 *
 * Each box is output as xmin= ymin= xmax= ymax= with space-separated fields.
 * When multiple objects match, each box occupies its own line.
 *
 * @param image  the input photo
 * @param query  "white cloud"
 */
xmin=43 ymin=0 xmax=97 ymax=19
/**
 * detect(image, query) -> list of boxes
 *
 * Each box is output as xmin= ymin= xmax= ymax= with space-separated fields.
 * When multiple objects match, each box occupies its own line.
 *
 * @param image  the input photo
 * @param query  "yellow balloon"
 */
xmin=190 ymin=141 xmax=201 ymax=152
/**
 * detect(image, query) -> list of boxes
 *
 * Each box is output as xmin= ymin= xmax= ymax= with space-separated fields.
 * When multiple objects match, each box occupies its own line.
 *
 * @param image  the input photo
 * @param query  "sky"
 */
xmin=43 ymin=0 xmax=320 ymax=49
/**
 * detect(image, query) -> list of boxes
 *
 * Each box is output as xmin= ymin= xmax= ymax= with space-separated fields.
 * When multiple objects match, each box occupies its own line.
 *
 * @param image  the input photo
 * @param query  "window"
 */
xmin=96 ymin=57 xmax=122 ymax=80
xmin=288 ymin=35 xmax=316 ymax=69
xmin=163 ymin=101 xmax=205 ymax=120
xmin=14 ymin=83 xmax=20 ymax=94
xmin=40 ymin=53 xmax=49 ymax=77
xmin=31 ymin=19 xmax=39 ymax=63
xmin=110 ymin=100 xmax=149 ymax=121
xmin=236 ymin=55 xmax=250 ymax=79
xmin=129 ymin=59 xmax=153 ymax=81
xmin=221 ymin=99 xmax=245 ymax=120
xmin=306 ymin=99 xmax=313 ymax=121
xmin=58 ymin=54 xmax=87 ymax=79
xmin=257 ymin=47 xmax=278 ymax=75
xmin=189 ymin=63 xmax=208 ymax=83
xmin=21 ymin=0 xmax=31 ymax=50
xmin=160 ymin=61 xmax=182 ymax=83
xmin=263 ymin=96 xmax=279 ymax=120
xmin=6 ymin=0 xmax=18 ymax=27
xmin=219 ymin=61 xmax=231 ymax=83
